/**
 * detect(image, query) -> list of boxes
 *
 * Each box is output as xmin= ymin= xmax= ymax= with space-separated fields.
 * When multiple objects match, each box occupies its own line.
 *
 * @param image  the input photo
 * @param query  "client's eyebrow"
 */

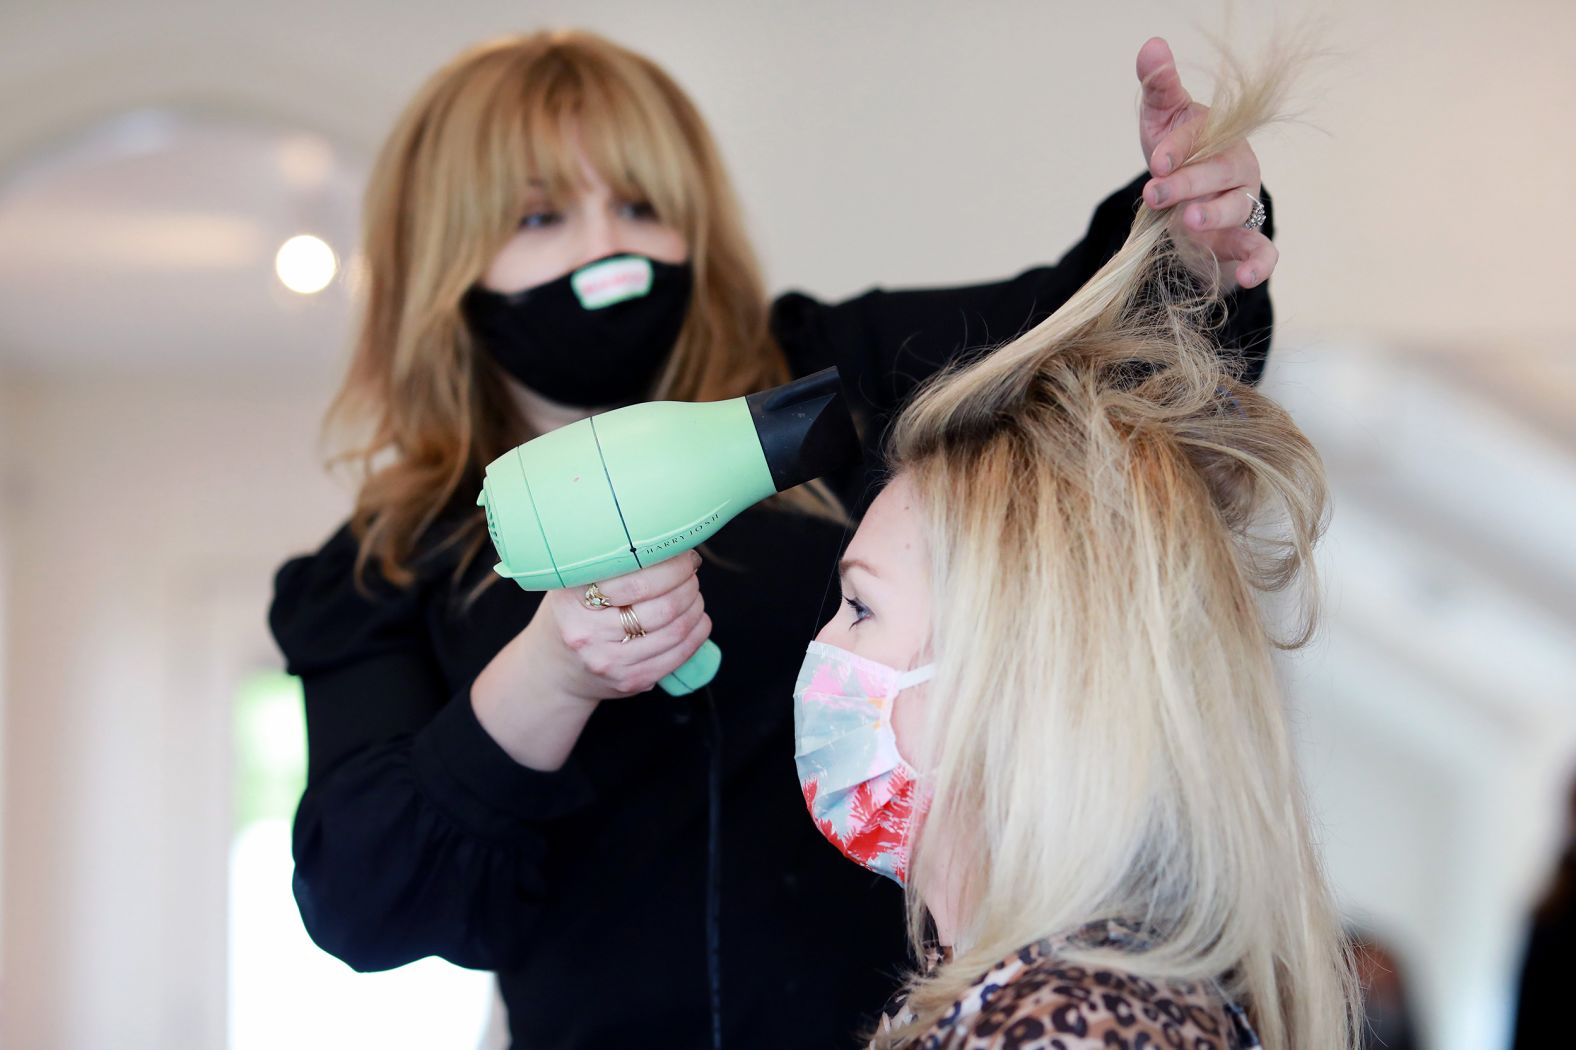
xmin=839 ymin=556 xmax=877 ymax=578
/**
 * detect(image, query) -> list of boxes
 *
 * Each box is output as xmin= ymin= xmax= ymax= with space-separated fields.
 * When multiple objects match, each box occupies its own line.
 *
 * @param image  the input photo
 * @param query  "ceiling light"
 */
xmin=274 ymin=234 xmax=336 ymax=294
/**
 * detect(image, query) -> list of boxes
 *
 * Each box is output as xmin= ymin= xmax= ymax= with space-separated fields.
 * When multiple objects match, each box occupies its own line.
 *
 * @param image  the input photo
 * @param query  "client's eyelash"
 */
xmin=843 ymin=595 xmax=871 ymax=625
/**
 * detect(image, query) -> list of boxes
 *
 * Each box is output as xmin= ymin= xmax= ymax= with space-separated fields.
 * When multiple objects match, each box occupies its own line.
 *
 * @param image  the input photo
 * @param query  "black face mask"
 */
xmin=463 ymin=254 xmax=694 ymax=408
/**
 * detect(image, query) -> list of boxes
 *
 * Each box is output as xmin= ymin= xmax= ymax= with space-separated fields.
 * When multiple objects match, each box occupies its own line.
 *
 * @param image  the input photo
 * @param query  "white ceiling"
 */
xmin=0 ymin=109 xmax=363 ymax=379
xmin=1 ymin=0 xmax=1571 ymax=385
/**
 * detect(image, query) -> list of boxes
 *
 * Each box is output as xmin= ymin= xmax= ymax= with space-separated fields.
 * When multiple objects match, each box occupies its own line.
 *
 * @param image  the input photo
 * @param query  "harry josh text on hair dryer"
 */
xmin=476 ymin=367 xmax=859 ymax=696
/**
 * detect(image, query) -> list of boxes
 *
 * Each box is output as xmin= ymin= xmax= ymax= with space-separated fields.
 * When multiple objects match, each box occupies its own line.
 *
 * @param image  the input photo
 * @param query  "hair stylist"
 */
xmin=268 ymin=29 xmax=1278 ymax=1049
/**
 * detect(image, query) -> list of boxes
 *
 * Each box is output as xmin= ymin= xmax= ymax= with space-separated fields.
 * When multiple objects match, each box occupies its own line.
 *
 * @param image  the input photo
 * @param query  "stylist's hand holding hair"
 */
xmin=1136 ymin=37 xmax=1273 ymax=291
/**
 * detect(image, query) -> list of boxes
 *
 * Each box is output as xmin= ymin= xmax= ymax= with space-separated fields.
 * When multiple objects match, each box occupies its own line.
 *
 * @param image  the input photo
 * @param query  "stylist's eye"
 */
xmin=843 ymin=595 xmax=871 ymax=625
xmin=617 ymin=200 xmax=657 ymax=221
xmin=519 ymin=209 xmax=562 ymax=230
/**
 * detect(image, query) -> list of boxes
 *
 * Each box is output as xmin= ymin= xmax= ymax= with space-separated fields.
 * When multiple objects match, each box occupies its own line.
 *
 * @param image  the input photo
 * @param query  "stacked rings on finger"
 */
xmin=583 ymin=583 xmax=612 ymax=609
xmin=1242 ymin=193 xmax=1267 ymax=231
xmin=618 ymin=607 xmax=647 ymax=643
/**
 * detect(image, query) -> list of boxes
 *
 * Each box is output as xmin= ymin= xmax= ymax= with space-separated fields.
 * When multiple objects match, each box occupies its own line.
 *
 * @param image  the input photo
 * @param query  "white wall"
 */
xmin=0 ymin=373 xmax=347 ymax=1049
xmin=1264 ymin=338 xmax=1576 ymax=1048
xmin=0 ymin=373 xmax=13 ymax=998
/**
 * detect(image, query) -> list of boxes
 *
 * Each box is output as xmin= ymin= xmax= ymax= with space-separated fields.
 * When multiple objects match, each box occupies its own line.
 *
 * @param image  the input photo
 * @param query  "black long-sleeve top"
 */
xmin=268 ymin=173 xmax=1274 ymax=1050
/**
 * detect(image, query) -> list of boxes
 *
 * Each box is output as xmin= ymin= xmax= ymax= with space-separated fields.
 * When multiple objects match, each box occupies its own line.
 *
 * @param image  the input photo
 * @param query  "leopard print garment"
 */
xmin=872 ymin=921 xmax=1261 ymax=1050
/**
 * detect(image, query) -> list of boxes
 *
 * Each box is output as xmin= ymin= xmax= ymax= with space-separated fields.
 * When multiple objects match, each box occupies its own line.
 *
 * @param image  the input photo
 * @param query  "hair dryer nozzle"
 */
xmin=745 ymin=367 xmax=860 ymax=492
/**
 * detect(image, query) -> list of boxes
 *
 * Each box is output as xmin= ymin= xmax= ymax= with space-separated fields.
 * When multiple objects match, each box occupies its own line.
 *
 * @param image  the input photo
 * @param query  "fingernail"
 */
xmin=1159 ymin=152 xmax=1174 ymax=176
xmin=1244 ymin=268 xmax=1258 ymax=286
xmin=1151 ymin=182 xmax=1169 ymax=205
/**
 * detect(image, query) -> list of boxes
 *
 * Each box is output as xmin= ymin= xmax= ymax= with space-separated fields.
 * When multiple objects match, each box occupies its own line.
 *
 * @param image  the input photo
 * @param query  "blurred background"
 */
xmin=0 ymin=1 xmax=1571 ymax=1048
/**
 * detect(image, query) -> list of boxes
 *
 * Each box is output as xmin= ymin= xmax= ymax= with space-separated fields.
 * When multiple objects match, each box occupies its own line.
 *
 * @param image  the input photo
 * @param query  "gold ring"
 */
xmin=618 ymin=606 xmax=647 ymax=643
xmin=583 ymin=583 xmax=612 ymax=610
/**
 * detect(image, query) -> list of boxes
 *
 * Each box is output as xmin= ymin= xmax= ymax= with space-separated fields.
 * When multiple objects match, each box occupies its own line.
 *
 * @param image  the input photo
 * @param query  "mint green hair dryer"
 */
xmin=476 ymin=367 xmax=857 ymax=696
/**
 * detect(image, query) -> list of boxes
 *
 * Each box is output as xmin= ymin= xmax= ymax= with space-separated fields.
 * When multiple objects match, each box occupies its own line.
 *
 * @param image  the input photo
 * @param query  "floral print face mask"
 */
xmin=792 ymin=640 xmax=935 ymax=886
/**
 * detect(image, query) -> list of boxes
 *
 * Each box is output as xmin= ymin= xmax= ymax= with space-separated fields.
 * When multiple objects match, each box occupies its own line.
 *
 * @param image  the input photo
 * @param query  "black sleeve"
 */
xmin=269 ymin=525 xmax=593 ymax=972
xmin=772 ymin=172 xmax=1275 ymax=433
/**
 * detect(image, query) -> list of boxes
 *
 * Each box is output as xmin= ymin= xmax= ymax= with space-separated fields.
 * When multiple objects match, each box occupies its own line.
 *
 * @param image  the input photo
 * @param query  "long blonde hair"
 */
xmin=328 ymin=29 xmax=835 ymax=587
xmin=879 ymin=47 xmax=1358 ymax=1050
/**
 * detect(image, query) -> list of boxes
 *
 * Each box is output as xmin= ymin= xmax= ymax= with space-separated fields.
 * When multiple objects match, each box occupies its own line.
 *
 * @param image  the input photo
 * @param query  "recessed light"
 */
xmin=275 ymin=234 xmax=336 ymax=294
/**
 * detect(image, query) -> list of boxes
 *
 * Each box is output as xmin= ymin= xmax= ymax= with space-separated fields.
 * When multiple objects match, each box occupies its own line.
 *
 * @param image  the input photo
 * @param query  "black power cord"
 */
xmin=702 ymin=683 xmax=724 ymax=1050
xmin=697 ymin=506 xmax=857 ymax=1050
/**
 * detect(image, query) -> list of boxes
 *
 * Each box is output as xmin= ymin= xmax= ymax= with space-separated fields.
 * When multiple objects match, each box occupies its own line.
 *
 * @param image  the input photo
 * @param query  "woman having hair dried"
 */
xmin=797 ymin=51 xmax=1355 ymax=1050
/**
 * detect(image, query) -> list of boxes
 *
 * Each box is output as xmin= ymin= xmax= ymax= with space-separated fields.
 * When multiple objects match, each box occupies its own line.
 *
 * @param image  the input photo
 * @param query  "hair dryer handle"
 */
xmin=658 ymin=639 xmax=722 ymax=697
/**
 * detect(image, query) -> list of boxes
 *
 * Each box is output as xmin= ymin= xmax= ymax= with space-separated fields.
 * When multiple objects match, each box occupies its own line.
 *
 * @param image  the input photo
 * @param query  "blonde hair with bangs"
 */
xmin=877 ymin=45 xmax=1358 ymax=1050
xmin=328 ymin=29 xmax=837 ymax=587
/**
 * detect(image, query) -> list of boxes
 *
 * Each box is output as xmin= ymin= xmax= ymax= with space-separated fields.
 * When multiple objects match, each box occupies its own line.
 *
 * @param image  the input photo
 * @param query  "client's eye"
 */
xmin=843 ymin=595 xmax=871 ymax=625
